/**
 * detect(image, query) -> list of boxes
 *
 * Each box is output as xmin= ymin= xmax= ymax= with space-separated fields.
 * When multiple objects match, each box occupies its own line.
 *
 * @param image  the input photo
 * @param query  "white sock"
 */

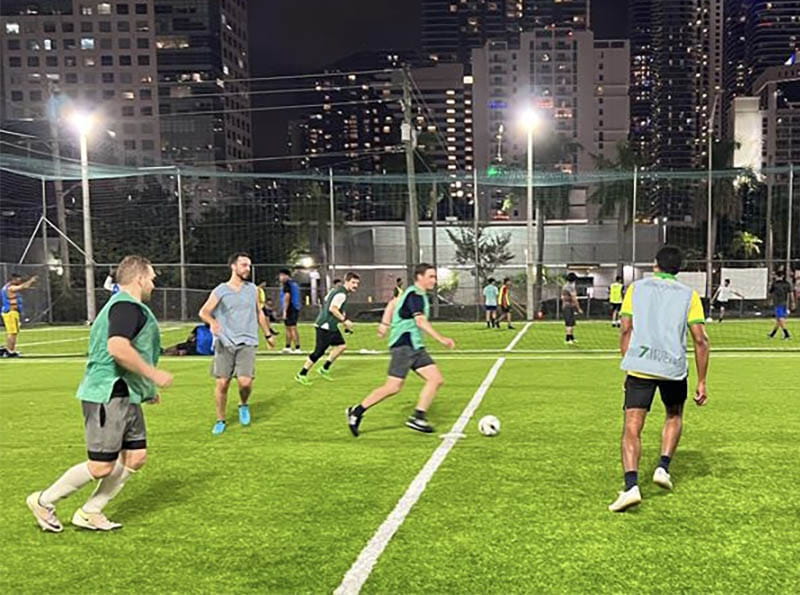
xmin=39 ymin=462 xmax=95 ymax=506
xmin=83 ymin=461 xmax=135 ymax=514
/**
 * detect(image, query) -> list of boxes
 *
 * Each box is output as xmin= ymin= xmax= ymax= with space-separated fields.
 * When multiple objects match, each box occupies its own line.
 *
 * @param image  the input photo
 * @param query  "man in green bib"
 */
xmin=346 ymin=263 xmax=455 ymax=436
xmin=26 ymin=256 xmax=173 ymax=532
xmin=295 ymin=272 xmax=360 ymax=385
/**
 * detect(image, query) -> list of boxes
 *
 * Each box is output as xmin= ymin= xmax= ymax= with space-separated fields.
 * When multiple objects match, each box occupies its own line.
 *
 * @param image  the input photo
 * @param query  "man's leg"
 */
xmin=346 ymin=376 xmax=405 ymax=436
xmin=215 ymin=377 xmax=231 ymax=420
xmin=81 ymin=449 xmax=146 ymax=517
xmin=237 ymin=376 xmax=253 ymax=405
xmin=412 ymin=364 xmax=444 ymax=414
xmin=322 ymin=343 xmax=347 ymax=371
xmin=6 ymin=332 xmax=17 ymax=352
xmin=622 ymin=408 xmax=648 ymax=484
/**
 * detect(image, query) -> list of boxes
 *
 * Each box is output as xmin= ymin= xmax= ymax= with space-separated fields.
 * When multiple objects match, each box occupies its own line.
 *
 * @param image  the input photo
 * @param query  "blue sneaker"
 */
xmin=212 ymin=420 xmax=226 ymax=435
xmin=238 ymin=404 xmax=251 ymax=426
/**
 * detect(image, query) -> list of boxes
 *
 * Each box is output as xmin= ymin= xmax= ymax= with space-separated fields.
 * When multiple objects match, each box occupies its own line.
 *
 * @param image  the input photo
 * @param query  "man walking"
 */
xmin=609 ymin=246 xmax=710 ymax=512
xmin=483 ymin=278 xmax=499 ymax=328
xmin=609 ymin=276 xmax=624 ymax=328
xmin=498 ymin=277 xmax=514 ymax=330
xmin=200 ymin=252 xmax=274 ymax=435
xmin=767 ymin=270 xmax=794 ymax=340
xmin=279 ymin=268 xmax=303 ymax=353
xmin=26 ymin=255 xmax=173 ymax=531
xmin=1 ymin=272 xmax=37 ymax=357
xmin=562 ymin=272 xmax=582 ymax=345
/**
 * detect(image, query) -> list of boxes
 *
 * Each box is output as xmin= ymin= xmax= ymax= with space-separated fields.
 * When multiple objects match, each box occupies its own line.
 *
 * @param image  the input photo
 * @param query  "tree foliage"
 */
xmin=445 ymin=224 xmax=515 ymax=284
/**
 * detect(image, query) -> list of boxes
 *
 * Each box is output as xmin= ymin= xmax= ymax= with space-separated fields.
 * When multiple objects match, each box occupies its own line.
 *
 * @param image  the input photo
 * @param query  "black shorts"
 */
xmin=500 ymin=305 xmax=511 ymax=314
xmin=713 ymin=300 xmax=728 ymax=309
xmin=316 ymin=327 xmax=345 ymax=348
xmin=624 ymin=375 xmax=687 ymax=412
xmin=563 ymin=305 xmax=577 ymax=327
xmin=284 ymin=306 xmax=299 ymax=326
xmin=610 ymin=302 xmax=622 ymax=313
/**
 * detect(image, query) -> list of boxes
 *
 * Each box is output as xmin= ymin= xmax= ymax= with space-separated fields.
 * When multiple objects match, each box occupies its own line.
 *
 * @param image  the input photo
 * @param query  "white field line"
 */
xmin=333 ymin=321 xmax=533 ymax=595
xmin=17 ymin=327 xmax=183 ymax=348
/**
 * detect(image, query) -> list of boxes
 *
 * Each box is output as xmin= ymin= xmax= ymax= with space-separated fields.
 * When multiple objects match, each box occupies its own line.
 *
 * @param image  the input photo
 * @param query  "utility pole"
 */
xmin=402 ymin=66 xmax=420 ymax=281
xmin=47 ymin=86 xmax=71 ymax=288
xmin=431 ymin=181 xmax=439 ymax=319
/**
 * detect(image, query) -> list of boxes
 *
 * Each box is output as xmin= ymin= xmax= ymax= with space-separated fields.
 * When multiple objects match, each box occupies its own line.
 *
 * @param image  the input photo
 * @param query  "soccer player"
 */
xmin=711 ymin=279 xmax=742 ymax=323
xmin=609 ymin=246 xmax=710 ymax=512
xmin=1 ymin=272 xmax=37 ymax=358
xmin=26 ymin=255 xmax=173 ymax=532
xmin=257 ymin=282 xmax=279 ymax=339
xmin=103 ymin=269 xmax=120 ymax=295
xmin=393 ymin=277 xmax=404 ymax=299
xmin=345 ymin=263 xmax=455 ymax=436
xmin=498 ymin=277 xmax=514 ymax=329
xmin=767 ymin=270 xmax=795 ymax=340
xmin=483 ymin=278 xmax=500 ymax=328
xmin=295 ymin=272 xmax=360 ymax=385
xmin=200 ymin=252 xmax=275 ymax=436
xmin=562 ymin=272 xmax=583 ymax=344
xmin=279 ymin=268 xmax=302 ymax=353
xmin=609 ymin=276 xmax=624 ymax=328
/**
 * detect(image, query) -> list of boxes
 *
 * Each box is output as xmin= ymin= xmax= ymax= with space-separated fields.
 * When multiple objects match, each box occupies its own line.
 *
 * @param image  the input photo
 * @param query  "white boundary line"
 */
xmin=333 ymin=322 xmax=533 ymax=595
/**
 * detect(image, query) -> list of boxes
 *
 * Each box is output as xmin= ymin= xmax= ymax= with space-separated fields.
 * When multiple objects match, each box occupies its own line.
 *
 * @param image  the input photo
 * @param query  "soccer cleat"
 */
xmin=346 ymin=406 xmax=363 ymax=437
xmin=405 ymin=416 xmax=435 ymax=434
xmin=26 ymin=492 xmax=63 ymax=533
xmin=212 ymin=420 xmax=226 ymax=435
xmin=238 ymin=404 xmax=251 ymax=426
xmin=317 ymin=367 xmax=333 ymax=381
xmin=653 ymin=467 xmax=673 ymax=490
xmin=295 ymin=372 xmax=312 ymax=386
xmin=608 ymin=485 xmax=642 ymax=512
xmin=71 ymin=508 xmax=122 ymax=531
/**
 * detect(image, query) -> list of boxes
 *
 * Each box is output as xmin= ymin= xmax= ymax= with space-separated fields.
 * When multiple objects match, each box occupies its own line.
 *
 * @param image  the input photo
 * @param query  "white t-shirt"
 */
xmin=716 ymin=286 xmax=735 ymax=302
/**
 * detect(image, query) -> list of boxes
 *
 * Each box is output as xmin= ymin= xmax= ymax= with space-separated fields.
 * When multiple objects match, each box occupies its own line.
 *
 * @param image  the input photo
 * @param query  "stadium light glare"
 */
xmin=300 ymin=256 xmax=315 ymax=269
xmin=519 ymin=108 xmax=541 ymax=133
xmin=68 ymin=111 xmax=96 ymax=136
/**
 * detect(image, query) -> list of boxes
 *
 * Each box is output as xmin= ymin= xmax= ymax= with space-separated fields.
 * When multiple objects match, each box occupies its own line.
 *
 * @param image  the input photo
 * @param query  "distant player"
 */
xmin=200 ymin=252 xmax=275 ymax=436
xmin=711 ymin=279 xmax=742 ymax=323
xmin=1 ymin=272 xmax=37 ymax=358
xmin=163 ymin=323 xmax=214 ymax=356
xmin=483 ymin=278 xmax=499 ymax=328
xmin=26 ymin=255 xmax=173 ymax=532
xmin=562 ymin=272 xmax=582 ymax=345
xmin=103 ymin=269 xmax=120 ymax=295
xmin=345 ymin=263 xmax=455 ymax=436
xmin=393 ymin=277 xmax=404 ymax=299
xmin=279 ymin=268 xmax=302 ymax=353
xmin=609 ymin=276 xmax=624 ymax=328
xmin=767 ymin=270 xmax=794 ymax=340
xmin=498 ymin=277 xmax=514 ymax=329
xmin=257 ymin=282 xmax=279 ymax=339
xmin=295 ymin=272 xmax=360 ymax=385
xmin=609 ymin=246 xmax=710 ymax=512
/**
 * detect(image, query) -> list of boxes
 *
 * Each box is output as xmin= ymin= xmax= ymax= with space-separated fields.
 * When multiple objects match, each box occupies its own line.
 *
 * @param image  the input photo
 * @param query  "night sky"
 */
xmin=249 ymin=0 xmax=629 ymax=167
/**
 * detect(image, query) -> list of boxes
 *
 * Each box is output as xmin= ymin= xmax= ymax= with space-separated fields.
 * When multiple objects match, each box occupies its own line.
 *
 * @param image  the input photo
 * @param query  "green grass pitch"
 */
xmin=1 ymin=322 xmax=798 ymax=592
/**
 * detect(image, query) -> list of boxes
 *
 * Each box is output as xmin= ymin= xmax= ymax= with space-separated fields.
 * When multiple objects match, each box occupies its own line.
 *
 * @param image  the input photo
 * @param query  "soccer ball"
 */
xmin=478 ymin=415 xmax=501 ymax=437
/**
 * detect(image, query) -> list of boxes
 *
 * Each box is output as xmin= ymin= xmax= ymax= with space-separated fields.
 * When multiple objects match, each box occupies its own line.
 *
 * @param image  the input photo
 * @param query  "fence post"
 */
xmin=431 ymin=181 xmax=439 ymax=319
xmin=632 ymin=165 xmax=638 ymax=275
xmin=473 ymin=169 xmax=480 ymax=321
xmin=787 ymin=164 xmax=794 ymax=273
xmin=329 ymin=167 xmax=336 ymax=288
xmin=176 ymin=168 xmax=187 ymax=321
xmin=40 ymin=178 xmax=53 ymax=322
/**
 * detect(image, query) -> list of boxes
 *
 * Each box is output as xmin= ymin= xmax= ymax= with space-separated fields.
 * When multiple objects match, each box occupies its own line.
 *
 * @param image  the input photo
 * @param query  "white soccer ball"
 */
xmin=478 ymin=415 xmax=501 ymax=437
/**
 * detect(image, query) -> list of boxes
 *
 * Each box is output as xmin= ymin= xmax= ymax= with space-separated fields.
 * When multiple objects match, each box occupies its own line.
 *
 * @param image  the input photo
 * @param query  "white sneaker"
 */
xmin=292 ymin=348 xmax=303 ymax=354
xmin=72 ymin=508 xmax=122 ymax=531
xmin=608 ymin=485 xmax=642 ymax=512
xmin=653 ymin=467 xmax=673 ymax=490
xmin=282 ymin=347 xmax=292 ymax=354
xmin=26 ymin=491 xmax=63 ymax=533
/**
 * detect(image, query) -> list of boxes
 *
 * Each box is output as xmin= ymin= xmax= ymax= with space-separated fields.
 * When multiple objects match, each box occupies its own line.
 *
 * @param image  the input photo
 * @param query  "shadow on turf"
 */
xmin=112 ymin=472 xmax=214 ymax=521
xmin=647 ymin=449 xmax=712 ymax=501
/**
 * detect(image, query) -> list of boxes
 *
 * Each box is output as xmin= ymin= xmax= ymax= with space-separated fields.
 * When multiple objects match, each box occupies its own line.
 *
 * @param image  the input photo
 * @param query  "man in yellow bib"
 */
xmin=2 ymin=272 xmax=37 ymax=358
xmin=609 ymin=276 xmax=624 ymax=328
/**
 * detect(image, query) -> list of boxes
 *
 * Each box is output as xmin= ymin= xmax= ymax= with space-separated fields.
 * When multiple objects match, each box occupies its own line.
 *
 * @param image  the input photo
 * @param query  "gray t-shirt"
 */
xmin=212 ymin=282 xmax=259 ymax=347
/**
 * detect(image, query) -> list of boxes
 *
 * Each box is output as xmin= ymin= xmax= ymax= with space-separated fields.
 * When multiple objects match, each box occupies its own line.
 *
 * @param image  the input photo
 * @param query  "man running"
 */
xmin=483 ymin=278 xmax=499 ymax=329
xmin=26 ymin=255 xmax=173 ymax=532
xmin=562 ymin=272 xmax=582 ymax=345
xmin=609 ymin=245 xmax=710 ymax=512
xmin=279 ymin=268 xmax=302 ymax=353
xmin=609 ymin=276 xmax=624 ymax=328
xmin=498 ymin=277 xmax=514 ymax=330
xmin=200 ymin=252 xmax=275 ymax=435
xmin=767 ymin=270 xmax=794 ymax=340
xmin=295 ymin=272 xmax=360 ymax=385
xmin=711 ymin=279 xmax=742 ymax=323
xmin=1 ymin=272 xmax=37 ymax=358
xmin=345 ymin=263 xmax=455 ymax=436
xmin=393 ymin=277 xmax=404 ymax=299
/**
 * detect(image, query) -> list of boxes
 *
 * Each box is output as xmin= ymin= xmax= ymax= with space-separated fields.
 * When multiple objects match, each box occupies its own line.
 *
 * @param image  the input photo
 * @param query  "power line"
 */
xmin=159 ymin=98 xmax=397 ymax=118
xmin=157 ymin=68 xmax=400 ymax=87
xmin=407 ymin=72 xmax=451 ymax=158
xmin=193 ymin=146 xmax=403 ymax=166
xmin=163 ymin=82 xmax=402 ymax=101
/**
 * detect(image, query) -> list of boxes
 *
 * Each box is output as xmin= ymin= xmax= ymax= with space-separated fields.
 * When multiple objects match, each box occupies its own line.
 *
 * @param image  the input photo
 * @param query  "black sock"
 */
xmin=783 ymin=328 xmax=791 ymax=338
xmin=624 ymin=471 xmax=638 ymax=491
xmin=353 ymin=404 xmax=366 ymax=417
xmin=323 ymin=360 xmax=332 ymax=370
xmin=658 ymin=455 xmax=671 ymax=472
xmin=413 ymin=409 xmax=427 ymax=420
xmin=299 ymin=368 xmax=308 ymax=376
xmin=769 ymin=329 xmax=777 ymax=337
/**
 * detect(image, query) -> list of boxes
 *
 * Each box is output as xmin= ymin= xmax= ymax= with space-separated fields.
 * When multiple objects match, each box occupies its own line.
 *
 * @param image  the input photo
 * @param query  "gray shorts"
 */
xmin=82 ymin=397 xmax=147 ymax=462
xmin=388 ymin=345 xmax=435 ymax=379
xmin=212 ymin=344 xmax=257 ymax=379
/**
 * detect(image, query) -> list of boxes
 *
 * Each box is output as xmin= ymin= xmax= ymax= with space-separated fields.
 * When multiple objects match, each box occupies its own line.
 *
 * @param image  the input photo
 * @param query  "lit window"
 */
xmin=98 ymin=2 xmax=112 ymax=14
xmin=81 ymin=38 xmax=95 ymax=50
xmin=81 ymin=5 xmax=93 ymax=15
xmin=6 ymin=22 xmax=20 ymax=34
xmin=122 ymin=91 xmax=135 ymax=100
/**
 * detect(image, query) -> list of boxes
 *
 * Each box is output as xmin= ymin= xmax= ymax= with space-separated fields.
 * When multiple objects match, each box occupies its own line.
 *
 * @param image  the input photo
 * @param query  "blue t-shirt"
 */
xmin=195 ymin=325 xmax=214 ymax=355
xmin=281 ymin=280 xmax=302 ymax=311
xmin=212 ymin=282 xmax=259 ymax=347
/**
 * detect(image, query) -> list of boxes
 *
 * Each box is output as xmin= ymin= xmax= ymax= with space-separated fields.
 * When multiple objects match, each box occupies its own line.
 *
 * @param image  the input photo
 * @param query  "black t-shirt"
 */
xmin=391 ymin=293 xmax=425 ymax=348
xmin=769 ymin=280 xmax=792 ymax=306
xmin=108 ymin=301 xmax=147 ymax=396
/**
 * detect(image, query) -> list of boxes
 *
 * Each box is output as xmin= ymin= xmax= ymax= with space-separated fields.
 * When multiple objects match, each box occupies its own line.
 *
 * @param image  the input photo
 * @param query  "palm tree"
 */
xmin=732 ymin=230 xmax=763 ymax=259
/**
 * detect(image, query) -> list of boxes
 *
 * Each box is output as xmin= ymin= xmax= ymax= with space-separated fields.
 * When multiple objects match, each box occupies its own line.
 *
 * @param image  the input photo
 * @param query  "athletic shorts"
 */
xmin=388 ymin=345 xmax=435 ymax=379
xmin=1 ymin=310 xmax=20 ymax=334
xmin=485 ymin=305 xmax=497 ymax=312
xmin=500 ymin=305 xmax=511 ymax=314
xmin=314 ymin=327 xmax=345 ymax=350
xmin=610 ymin=302 xmax=622 ymax=313
xmin=775 ymin=305 xmax=789 ymax=319
xmin=713 ymin=300 xmax=728 ymax=309
xmin=211 ymin=344 xmax=257 ymax=379
xmin=624 ymin=375 xmax=687 ymax=412
xmin=82 ymin=396 xmax=147 ymax=461
xmin=563 ymin=305 xmax=577 ymax=327
xmin=284 ymin=306 xmax=300 ymax=326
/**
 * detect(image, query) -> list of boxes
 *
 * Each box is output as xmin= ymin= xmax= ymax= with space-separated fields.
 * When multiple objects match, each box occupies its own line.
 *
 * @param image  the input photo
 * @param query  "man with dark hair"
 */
xmin=279 ymin=268 xmax=302 ymax=353
xmin=27 ymin=255 xmax=173 ymax=531
xmin=768 ymin=270 xmax=794 ymax=340
xmin=609 ymin=276 xmax=624 ymax=328
xmin=711 ymin=279 xmax=742 ymax=323
xmin=609 ymin=245 xmax=710 ymax=512
xmin=483 ymin=277 xmax=499 ymax=329
xmin=346 ymin=263 xmax=455 ymax=436
xmin=200 ymin=252 xmax=275 ymax=436
xmin=393 ymin=277 xmax=404 ymax=299
xmin=498 ymin=277 xmax=514 ymax=329
xmin=2 ymin=272 xmax=37 ymax=357
xmin=562 ymin=272 xmax=583 ymax=345
xmin=296 ymin=272 xmax=360 ymax=385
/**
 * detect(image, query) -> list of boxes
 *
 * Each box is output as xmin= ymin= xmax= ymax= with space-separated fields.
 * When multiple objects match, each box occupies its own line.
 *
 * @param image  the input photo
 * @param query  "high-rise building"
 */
xmin=155 ymin=0 xmax=252 ymax=170
xmin=744 ymin=1 xmax=800 ymax=88
xmin=629 ymin=0 xmax=654 ymax=159
xmin=1 ymin=0 xmax=161 ymax=166
xmin=754 ymin=60 xmax=800 ymax=168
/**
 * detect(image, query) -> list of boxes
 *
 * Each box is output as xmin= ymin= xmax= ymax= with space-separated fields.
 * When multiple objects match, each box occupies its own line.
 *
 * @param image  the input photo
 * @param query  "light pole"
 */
xmin=69 ymin=111 xmax=97 ymax=322
xmin=706 ymin=92 xmax=721 ymax=302
xmin=521 ymin=109 xmax=541 ymax=321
